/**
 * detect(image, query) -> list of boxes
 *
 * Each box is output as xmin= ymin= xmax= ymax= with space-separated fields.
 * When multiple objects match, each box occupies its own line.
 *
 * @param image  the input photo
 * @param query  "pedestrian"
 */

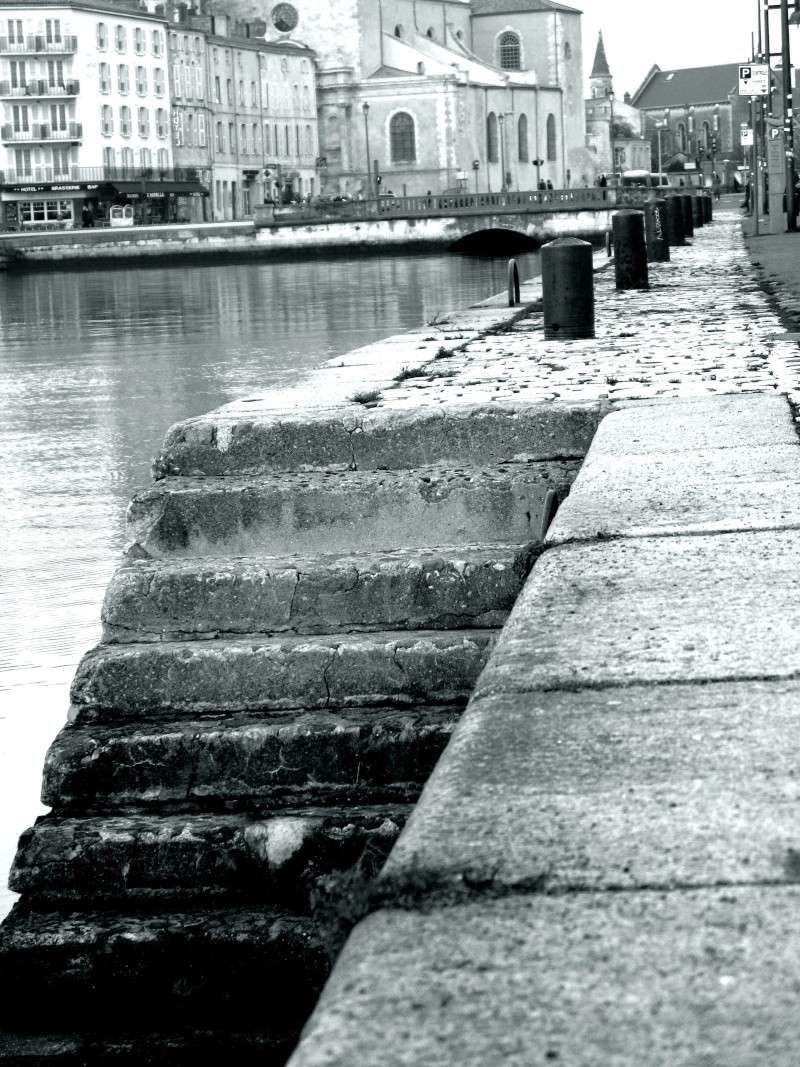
xmin=712 ymin=172 xmax=721 ymax=201
xmin=546 ymin=179 xmax=553 ymax=190
xmin=598 ymin=174 xmax=607 ymax=188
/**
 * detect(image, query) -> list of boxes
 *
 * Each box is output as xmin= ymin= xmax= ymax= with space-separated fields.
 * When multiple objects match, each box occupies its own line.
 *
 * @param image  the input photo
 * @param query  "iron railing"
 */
xmin=0 ymin=164 xmax=206 ymax=184
xmin=0 ymin=35 xmax=78 ymax=53
xmin=0 ymin=121 xmax=81 ymax=142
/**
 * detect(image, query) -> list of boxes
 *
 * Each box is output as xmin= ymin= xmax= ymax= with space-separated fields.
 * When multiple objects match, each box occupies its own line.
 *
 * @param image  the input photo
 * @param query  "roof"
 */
xmin=631 ymin=62 xmax=743 ymax=109
xmin=470 ymin=0 xmax=581 ymax=17
xmin=591 ymin=31 xmax=610 ymax=77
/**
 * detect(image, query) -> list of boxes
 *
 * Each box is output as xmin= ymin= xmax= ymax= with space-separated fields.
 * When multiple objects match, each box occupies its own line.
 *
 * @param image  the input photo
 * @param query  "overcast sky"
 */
xmin=578 ymin=0 xmax=762 ymax=98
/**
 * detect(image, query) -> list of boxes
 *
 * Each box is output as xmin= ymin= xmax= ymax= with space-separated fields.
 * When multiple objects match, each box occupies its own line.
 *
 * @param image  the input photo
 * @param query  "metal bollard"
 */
xmin=541 ymin=237 xmax=594 ymax=340
xmin=704 ymin=194 xmax=712 ymax=223
xmin=666 ymin=195 xmax=685 ymax=246
xmin=680 ymin=193 xmax=694 ymax=239
xmin=644 ymin=198 xmax=670 ymax=262
xmin=612 ymin=208 xmax=649 ymax=290
xmin=691 ymin=195 xmax=704 ymax=228
xmin=507 ymin=258 xmax=520 ymax=307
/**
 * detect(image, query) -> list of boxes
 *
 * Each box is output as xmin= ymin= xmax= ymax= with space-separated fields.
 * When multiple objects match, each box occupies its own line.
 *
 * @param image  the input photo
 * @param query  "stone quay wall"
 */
xmin=4 ymin=201 xmax=800 ymax=1065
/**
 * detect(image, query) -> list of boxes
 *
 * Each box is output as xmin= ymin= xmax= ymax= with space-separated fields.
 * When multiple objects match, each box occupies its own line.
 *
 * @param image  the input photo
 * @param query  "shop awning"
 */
xmin=98 ymin=180 xmax=209 ymax=199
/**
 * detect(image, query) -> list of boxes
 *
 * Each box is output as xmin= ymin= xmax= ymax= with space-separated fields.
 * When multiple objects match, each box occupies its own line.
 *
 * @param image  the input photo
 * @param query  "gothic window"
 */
xmin=487 ymin=111 xmax=498 ymax=163
xmin=546 ymin=113 xmax=556 ymax=161
xmin=517 ymin=113 xmax=528 ymax=162
xmin=498 ymin=32 xmax=521 ymax=71
xmin=390 ymin=111 xmax=416 ymax=163
xmin=701 ymin=121 xmax=710 ymax=151
xmin=677 ymin=122 xmax=687 ymax=152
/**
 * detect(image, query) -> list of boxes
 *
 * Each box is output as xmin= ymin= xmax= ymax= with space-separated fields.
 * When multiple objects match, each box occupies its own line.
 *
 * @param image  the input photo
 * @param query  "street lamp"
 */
xmin=607 ymin=90 xmax=616 ymax=181
xmin=655 ymin=118 xmax=667 ymax=177
xmin=785 ymin=0 xmax=800 ymax=226
xmin=362 ymin=101 xmax=372 ymax=200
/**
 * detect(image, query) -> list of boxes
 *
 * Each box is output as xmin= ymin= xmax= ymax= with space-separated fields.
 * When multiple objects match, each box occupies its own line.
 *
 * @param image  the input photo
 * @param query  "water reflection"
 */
xmin=0 ymin=248 xmax=540 ymax=918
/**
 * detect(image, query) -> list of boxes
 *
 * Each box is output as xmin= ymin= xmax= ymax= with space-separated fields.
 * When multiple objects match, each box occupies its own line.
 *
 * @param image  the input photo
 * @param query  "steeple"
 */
xmin=590 ymin=31 xmax=613 ymax=98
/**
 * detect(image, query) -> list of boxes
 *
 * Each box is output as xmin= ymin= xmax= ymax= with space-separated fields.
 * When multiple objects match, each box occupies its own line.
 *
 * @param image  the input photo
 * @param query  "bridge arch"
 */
xmin=449 ymin=225 xmax=539 ymax=254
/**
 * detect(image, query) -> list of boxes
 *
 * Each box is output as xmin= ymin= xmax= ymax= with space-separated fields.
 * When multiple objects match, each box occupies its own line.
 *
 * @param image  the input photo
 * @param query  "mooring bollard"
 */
xmin=704 ymin=193 xmax=713 ymax=223
xmin=680 ymin=193 xmax=694 ymax=239
xmin=612 ymin=209 xmax=648 ymax=290
xmin=644 ymin=198 xmax=670 ymax=262
xmin=507 ymin=258 xmax=520 ymax=307
xmin=691 ymin=195 xmax=704 ymax=228
xmin=541 ymin=237 xmax=594 ymax=340
xmin=666 ymin=195 xmax=686 ymax=246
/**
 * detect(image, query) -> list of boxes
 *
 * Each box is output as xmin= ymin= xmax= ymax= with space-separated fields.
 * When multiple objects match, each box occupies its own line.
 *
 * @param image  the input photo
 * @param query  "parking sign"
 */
xmin=739 ymin=64 xmax=769 ymax=95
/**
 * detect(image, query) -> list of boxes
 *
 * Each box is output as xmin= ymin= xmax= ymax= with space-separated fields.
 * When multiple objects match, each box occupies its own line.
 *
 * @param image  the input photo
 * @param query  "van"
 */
xmin=621 ymin=170 xmax=671 ymax=189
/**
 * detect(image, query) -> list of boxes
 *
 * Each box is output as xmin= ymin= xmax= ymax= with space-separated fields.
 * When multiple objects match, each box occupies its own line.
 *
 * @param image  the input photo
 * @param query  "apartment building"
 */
xmin=0 ymin=0 xmax=208 ymax=227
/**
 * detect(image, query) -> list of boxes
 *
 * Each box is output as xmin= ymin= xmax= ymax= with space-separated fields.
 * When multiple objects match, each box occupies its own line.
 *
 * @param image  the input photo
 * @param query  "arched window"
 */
xmin=487 ymin=111 xmax=498 ymax=162
xmin=546 ymin=113 xmax=556 ymax=161
xmin=517 ymin=113 xmax=528 ymax=162
xmin=701 ymin=121 xmax=710 ymax=151
xmin=677 ymin=122 xmax=687 ymax=152
xmin=390 ymin=111 xmax=416 ymax=163
xmin=498 ymin=32 xmax=521 ymax=70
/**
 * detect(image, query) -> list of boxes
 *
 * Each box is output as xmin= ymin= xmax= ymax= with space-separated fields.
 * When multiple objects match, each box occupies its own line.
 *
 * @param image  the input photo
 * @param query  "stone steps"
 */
xmin=10 ymin=805 xmax=410 ymax=904
xmin=42 ymin=706 xmax=460 ymax=810
xmin=70 ymin=630 xmax=494 ymax=719
xmin=0 ymin=904 xmax=328 ymax=1033
xmin=101 ymin=545 xmax=533 ymax=643
xmin=127 ymin=460 xmax=578 ymax=558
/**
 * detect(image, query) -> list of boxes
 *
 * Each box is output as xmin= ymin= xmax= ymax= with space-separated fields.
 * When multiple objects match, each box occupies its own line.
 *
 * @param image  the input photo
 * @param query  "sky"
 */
xmin=578 ymin=0 xmax=765 ymax=98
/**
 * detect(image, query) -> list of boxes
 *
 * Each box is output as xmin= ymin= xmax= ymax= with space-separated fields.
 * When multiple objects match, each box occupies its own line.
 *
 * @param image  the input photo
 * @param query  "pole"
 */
xmin=609 ymin=94 xmax=615 ymax=180
xmin=780 ymin=0 xmax=796 ymax=229
xmin=657 ymin=125 xmax=663 ymax=177
xmin=362 ymin=103 xmax=372 ymax=199
xmin=499 ymin=114 xmax=506 ymax=193
xmin=765 ymin=0 xmax=773 ymax=114
xmin=752 ymin=97 xmax=761 ymax=235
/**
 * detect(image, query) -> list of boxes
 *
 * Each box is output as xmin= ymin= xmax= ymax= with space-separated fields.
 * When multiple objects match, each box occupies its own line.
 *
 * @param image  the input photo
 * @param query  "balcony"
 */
xmin=0 ymin=35 xmax=78 ymax=53
xmin=0 ymin=79 xmax=79 ymax=97
xmin=1 ymin=121 xmax=82 ymax=143
xmin=0 ymin=164 xmax=208 ymax=186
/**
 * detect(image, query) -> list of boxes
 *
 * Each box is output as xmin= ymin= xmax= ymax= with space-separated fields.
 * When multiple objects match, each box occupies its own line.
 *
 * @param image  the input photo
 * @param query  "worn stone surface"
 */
xmin=383 ymin=681 xmax=800 ymax=891
xmin=72 ymin=630 xmax=494 ymax=716
xmin=102 ymin=547 xmax=533 ymax=643
xmin=0 ymin=904 xmax=327 ymax=1031
xmin=128 ymin=461 xmax=578 ymax=558
xmin=475 ymin=529 xmax=800 ymax=697
xmin=10 ymin=806 xmax=408 ymax=903
xmin=154 ymin=402 xmax=603 ymax=478
xmin=42 ymin=707 xmax=459 ymax=809
xmin=287 ymin=888 xmax=800 ymax=1067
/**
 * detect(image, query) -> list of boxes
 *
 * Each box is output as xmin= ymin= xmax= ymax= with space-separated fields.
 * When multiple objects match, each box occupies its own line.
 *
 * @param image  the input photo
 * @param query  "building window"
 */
xmin=11 ymin=104 xmax=28 ymax=132
xmin=117 ymin=64 xmax=129 ymax=94
xmin=154 ymin=68 xmax=164 ymax=96
xmin=302 ymin=85 xmax=309 ymax=112
xmin=102 ymin=145 xmax=114 ymax=170
xmin=134 ymin=27 xmax=144 ymax=55
xmin=214 ymin=75 xmax=221 ymax=103
xmin=677 ymin=121 xmax=687 ymax=152
xmin=157 ymin=147 xmax=168 ymax=170
xmin=498 ymin=32 xmax=521 ymax=70
xmin=9 ymin=60 xmax=26 ymax=90
xmin=216 ymin=120 xmax=224 ymax=152
xmin=120 ymin=104 xmax=131 ymax=137
xmin=135 ymin=66 xmax=146 ymax=95
xmin=115 ymin=25 xmax=126 ymax=52
xmin=198 ymin=112 xmax=207 ymax=147
xmin=185 ymin=113 xmax=194 ymax=146
xmin=138 ymin=106 xmax=149 ymax=137
xmin=193 ymin=36 xmax=201 ymax=53
xmin=240 ymin=122 xmax=248 ymax=154
xmin=284 ymin=124 xmax=289 ymax=155
xmin=252 ymin=121 xmax=259 ymax=152
xmin=8 ymin=19 xmax=23 ymax=45
xmin=250 ymin=80 xmax=257 ymax=107
xmin=564 ymin=41 xmax=572 ymax=59
xmin=121 ymin=145 xmax=133 ymax=169
xmin=99 ymin=62 xmax=110 ymax=93
xmin=517 ymin=113 xmax=528 ymax=162
xmin=292 ymin=83 xmax=300 ymax=111
xmin=140 ymin=146 xmax=151 ymax=168
xmin=52 ymin=146 xmax=70 ymax=176
xmin=151 ymin=29 xmax=162 ymax=57
xmin=173 ymin=62 xmax=182 ymax=97
xmin=389 ymin=111 xmax=416 ymax=163
xmin=50 ymin=103 xmax=66 ymax=130
xmin=546 ymin=113 xmax=556 ymax=160
xmin=184 ymin=65 xmax=192 ymax=99
xmin=264 ymin=123 xmax=271 ymax=154
xmin=238 ymin=79 xmax=245 ymax=106
xmin=156 ymin=107 xmax=167 ymax=138
xmin=226 ymin=78 xmax=233 ymax=104
xmin=101 ymin=103 xmax=113 ymax=135
xmin=305 ymin=123 xmax=313 ymax=155
xmin=701 ymin=121 xmax=710 ymax=151
xmin=195 ymin=67 xmax=203 ymax=98
xmin=45 ymin=20 xmax=61 ymax=44
xmin=229 ymin=121 xmax=236 ymax=154
xmin=14 ymin=147 xmax=32 ymax=176
xmin=97 ymin=22 xmax=108 ymax=50
xmin=487 ymin=111 xmax=498 ymax=162
xmin=47 ymin=59 xmax=64 ymax=88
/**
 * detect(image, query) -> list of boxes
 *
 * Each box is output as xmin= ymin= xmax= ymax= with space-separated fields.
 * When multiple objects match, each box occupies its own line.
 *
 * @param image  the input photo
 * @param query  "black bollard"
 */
xmin=691 ymin=195 xmax=704 ymax=228
xmin=612 ymin=208 xmax=649 ymax=290
xmin=666 ymin=195 xmax=686 ymax=246
xmin=680 ymin=193 xmax=694 ymax=239
xmin=644 ymin=198 xmax=670 ymax=262
xmin=507 ymin=258 xmax=520 ymax=307
xmin=704 ymin=193 xmax=712 ymax=223
xmin=541 ymin=237 xmax=594 ymax=340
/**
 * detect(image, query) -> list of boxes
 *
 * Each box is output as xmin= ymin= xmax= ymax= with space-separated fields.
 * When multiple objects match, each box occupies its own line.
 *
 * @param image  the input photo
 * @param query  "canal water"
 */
xmin=0 ymin=247 xmax=541 ymax=918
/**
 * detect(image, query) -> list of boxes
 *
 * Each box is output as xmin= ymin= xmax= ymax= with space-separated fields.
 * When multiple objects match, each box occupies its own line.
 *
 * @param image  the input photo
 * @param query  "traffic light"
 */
xmin=375 ymin=175 xmax=382 ymax=185
xmin=711 ymin=137 xmax=717 ymax=154
xmin=531 ymin=157 xmax=544 ymax=166
xmin=472 ymin=159 xmax=480 ymax=170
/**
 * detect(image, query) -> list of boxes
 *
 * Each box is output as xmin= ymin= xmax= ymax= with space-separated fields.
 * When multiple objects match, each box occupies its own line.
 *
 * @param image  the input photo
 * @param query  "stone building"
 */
xmin=584 ymin=31 xmax=650 ymax=181
xmin=0 ymin=0 xmax=203 ymax=228
xmin=631 ymin=62 xmax=748 ymax=187
xmin=221 ymin=0 xmax=594 ymax=196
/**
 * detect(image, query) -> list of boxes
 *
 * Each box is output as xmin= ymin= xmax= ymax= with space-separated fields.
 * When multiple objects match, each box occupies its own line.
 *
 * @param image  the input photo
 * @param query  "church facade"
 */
xmin=227 ymin=0 xmax=594 ymax=195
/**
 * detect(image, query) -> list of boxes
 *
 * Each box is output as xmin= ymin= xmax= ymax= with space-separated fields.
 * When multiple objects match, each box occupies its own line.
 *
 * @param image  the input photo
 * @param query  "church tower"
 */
xmin=589 ymin=30 xmax=613 ymax=98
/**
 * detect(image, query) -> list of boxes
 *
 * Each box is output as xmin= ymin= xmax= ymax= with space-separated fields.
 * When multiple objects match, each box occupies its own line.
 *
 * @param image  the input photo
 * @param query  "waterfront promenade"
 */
xmin=5 ymin=200 xmax=800 ymax=1063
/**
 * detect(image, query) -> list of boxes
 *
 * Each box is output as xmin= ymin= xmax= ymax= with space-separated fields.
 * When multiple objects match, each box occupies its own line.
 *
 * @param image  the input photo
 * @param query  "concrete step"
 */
xmin=101 ymin=545 xmax=534 ymax=643
xmin=11 ymin=806 xmax=410 ymax=904
xmin=71 ymin=630 xmax=494 ymax=719
xmin=42 ymin=706 xmax=460 ymax=810
xmin=0 ymin=904 xmax=328 ymax=1033
xmin=153 ymin=401 xmax=603 ymax=478
xmin=128 ymin=460 xmax=578 ymax=557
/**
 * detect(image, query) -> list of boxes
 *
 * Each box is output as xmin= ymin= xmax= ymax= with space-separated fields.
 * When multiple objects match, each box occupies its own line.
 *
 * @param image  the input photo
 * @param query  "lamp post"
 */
xmin=362 ymin=101 xmax=372 ymax=200
xmin=498 ymin=113 xmax=507 ymax=192
xmin=608 ymin=90 xmax=616 ymax=180
xmin=655 ymin=119 xmax=666 ymax=177
xmin=781 ymin=0 xmax=800 ymax=228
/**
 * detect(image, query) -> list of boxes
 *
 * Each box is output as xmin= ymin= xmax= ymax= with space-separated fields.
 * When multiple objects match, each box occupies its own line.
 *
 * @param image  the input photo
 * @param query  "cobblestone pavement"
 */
xmin=373 ymin=202 xmax=800 ymax=412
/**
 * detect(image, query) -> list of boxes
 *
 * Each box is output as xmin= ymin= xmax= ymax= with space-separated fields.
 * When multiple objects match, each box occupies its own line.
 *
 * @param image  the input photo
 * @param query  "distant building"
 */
xmin=631 ymin=62 xmax=749 ymax=186
xmin=585 ymin=31 xmax=650 ymax=182
xmin=223 ymin=0 xmax=595 ymax=195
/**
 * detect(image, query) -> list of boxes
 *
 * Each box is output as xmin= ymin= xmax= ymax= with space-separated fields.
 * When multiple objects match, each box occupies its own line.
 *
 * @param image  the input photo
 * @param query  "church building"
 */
xmin=227 ymin=0 xmax=595 ymax=195
xmin=585 ymin=31 xmax=650 ymax=180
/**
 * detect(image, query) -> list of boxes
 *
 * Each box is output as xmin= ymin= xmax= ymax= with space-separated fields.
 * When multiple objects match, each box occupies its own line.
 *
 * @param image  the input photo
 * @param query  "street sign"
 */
xmin=739 ymin=64 xmax=769 ymax=96
xmin=741 ymin=126 xmax=754 ymax=146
